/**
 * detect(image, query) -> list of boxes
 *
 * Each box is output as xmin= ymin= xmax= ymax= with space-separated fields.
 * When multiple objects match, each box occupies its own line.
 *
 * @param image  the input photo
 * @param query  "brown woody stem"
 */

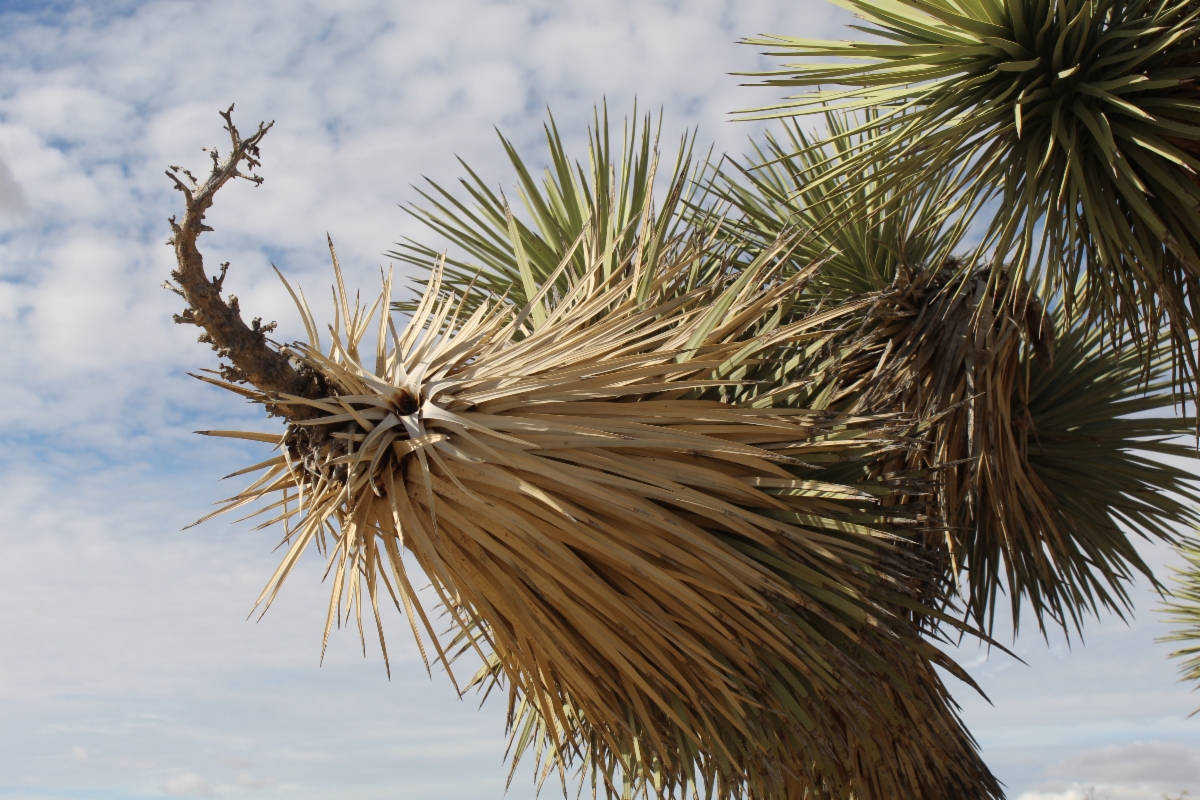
xmin=166 ymin=106 xmax=318 ymax=419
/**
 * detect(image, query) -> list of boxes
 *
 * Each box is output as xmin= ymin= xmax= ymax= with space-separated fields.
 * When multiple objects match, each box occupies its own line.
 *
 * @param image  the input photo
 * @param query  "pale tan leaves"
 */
xmin=196 ymin=237 xmax=998 ymax=799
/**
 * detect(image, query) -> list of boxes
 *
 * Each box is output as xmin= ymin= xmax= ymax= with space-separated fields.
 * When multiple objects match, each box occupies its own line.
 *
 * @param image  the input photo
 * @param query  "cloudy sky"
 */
xmin=0 ymin=1 xmax=1197 ymax=798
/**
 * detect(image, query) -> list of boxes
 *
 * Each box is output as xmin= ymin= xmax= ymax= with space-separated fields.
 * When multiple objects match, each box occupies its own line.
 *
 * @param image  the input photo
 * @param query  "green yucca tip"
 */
xmin=966 ymin=299 xmax=1200 ymax=636
xmin=771 ymin=260 xmax=1200 ymax=639
xmin=389 ymin=103 xmax=724 ymax=317
xmin=710 ymin=110 xmax=982 ymax=301
xmin=738 ymin=0 xmax=1200 ymax=400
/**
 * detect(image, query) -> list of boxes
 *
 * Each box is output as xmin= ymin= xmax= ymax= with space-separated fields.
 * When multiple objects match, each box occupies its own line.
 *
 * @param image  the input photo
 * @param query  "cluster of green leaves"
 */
xmin=389 ymin=105 xmax=724 ymax=317
xmin=739 ymin=0 xmax=1200 ymax=397
xmin=976 ymin=305 xmax=1200 ymax=635
xmin=710 ymin=110 xmax=980 ymax=300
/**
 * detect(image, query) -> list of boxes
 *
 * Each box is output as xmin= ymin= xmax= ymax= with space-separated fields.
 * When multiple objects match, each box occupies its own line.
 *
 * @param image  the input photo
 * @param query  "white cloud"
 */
xmin=0 ymin=154 xmax=27 ymax=212
xmin=233 ymin=771 xmax=276 ymax=789
xmin=1012 ymin=743 xmax=1199 ymax=800
xmin=1047 ymin=742 xmax=1200 ymax=786
xmin=162 ymin=772 xmax=213 ymax=797
xmin=68 ymin=745 xmax=87 ymax=762
xmin=1018 ymin=787 xmax=1101 ymax=800
xmin=1019 ymin=783 xmax=1192 ymax=800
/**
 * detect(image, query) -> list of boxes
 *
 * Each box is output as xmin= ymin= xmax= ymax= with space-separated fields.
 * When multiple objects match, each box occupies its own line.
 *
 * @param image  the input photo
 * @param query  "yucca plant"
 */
xmin=167 ymin=110 xmax=1001 ymax=800
xmin=709 ymin=113 xmax=1200 ymax=636
xmin=739 ymin=0 xmax=1200 ymax=398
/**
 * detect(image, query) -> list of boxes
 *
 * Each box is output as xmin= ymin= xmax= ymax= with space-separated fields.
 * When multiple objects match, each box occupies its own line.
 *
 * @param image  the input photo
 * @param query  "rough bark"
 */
xmin=165 ymin=106 xmax=318 ymax=419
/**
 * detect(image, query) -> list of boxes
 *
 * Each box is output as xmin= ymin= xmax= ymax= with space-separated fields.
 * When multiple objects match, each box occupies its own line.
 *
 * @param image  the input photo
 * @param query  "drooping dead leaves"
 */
xmin=193 ymin=235 xmax=999 ymax=799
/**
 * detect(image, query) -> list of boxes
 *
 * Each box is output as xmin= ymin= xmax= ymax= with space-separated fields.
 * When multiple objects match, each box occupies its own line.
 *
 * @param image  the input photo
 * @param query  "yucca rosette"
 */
xmin=739 ymin=0 xmax=1200 ymax=401
xmin=191 ymin=244 xmax=995 ymax=799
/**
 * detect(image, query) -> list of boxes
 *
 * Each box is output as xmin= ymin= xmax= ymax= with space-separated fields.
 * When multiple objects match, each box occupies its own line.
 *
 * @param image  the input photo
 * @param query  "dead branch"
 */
xmin=165 ymin=105 xmax=318 ymax=418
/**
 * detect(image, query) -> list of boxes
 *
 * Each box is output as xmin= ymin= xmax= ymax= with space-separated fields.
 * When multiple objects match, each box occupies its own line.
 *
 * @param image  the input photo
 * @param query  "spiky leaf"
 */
xmin=739 ymin=0 xmax=1200 ymax=397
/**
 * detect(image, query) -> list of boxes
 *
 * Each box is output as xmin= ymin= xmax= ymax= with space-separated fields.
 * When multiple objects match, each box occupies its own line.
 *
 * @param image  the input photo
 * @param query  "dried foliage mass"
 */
xmin=170 ymin=111 xmax=1001 ymax=800
xmin=199 ymin=244 xmax=996 ymax=799
xmin=168 ymin=88 xmax=1200 ymax=797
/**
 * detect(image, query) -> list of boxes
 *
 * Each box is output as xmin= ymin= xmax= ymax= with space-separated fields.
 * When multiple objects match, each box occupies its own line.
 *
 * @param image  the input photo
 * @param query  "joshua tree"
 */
xmin=167 ymin=0 xmax=1200 ymax=790
xmin=168 ymin=108 xmax=1002 ymax=799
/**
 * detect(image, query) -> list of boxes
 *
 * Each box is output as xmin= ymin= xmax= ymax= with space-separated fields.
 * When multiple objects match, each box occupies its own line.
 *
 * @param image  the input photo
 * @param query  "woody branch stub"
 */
xmin=165 ymin=106 xmax=318 ymax=419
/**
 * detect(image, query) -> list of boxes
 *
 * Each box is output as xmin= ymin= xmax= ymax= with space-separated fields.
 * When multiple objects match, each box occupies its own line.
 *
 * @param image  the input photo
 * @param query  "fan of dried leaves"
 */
xmin=169 ymin=109 xmax=1008 ymax=800
xmin=191 ymin=247 xmax=996 ymax=798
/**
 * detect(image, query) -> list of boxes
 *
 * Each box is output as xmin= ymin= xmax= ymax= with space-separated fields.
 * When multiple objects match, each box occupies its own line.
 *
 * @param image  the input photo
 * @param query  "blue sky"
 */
xmin=0 ymin=1 xmax=1197 ymax=798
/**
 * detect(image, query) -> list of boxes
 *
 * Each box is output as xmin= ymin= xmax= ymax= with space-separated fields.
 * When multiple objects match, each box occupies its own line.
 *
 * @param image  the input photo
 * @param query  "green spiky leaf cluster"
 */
xmin=390 ymin=106 xmax=723 ymax=316
xmin=967 ymin=301 xmax=1200 ymax=634
xmin=1163 ymin=539 xmax=1200 ymax=707
xmin=710 ymin=110 xmax=980 ymax=301
xmin=705 ymin=115 xmax=1200 ymax=637
xmin=740 ymin=0 xmax=1200 ymax=395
